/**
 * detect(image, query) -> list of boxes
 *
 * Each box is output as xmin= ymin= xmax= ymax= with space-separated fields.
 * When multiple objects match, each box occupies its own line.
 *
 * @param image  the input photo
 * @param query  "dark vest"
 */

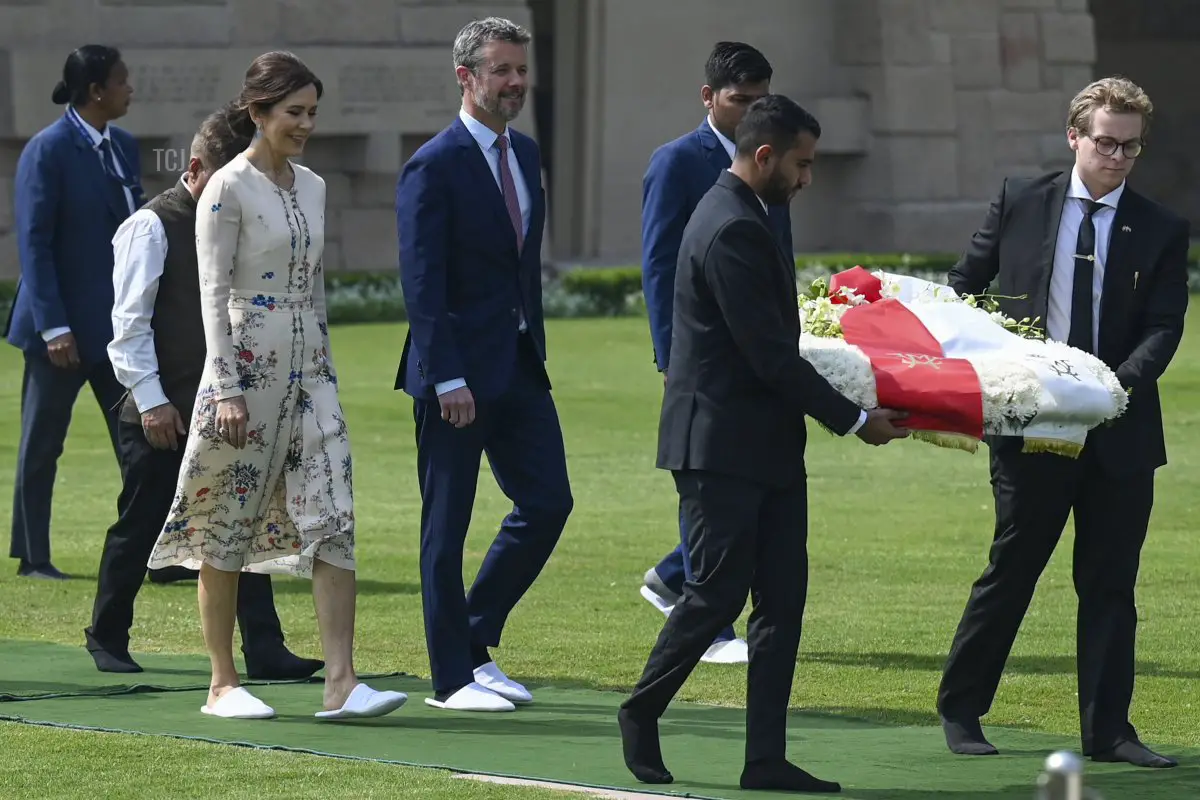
xmin=119 ymin=181 xmax=205 ymax=425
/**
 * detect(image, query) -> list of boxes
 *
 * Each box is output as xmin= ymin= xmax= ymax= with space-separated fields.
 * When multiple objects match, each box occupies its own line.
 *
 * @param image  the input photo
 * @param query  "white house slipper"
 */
xmin=473 ymin=661 xmax=533 ymax=703
xmin=424 ymin=682 xmax=515 ymax=712
xmin=315 ymin=683 xmax=407 ymax=720
xmin=200 ymin=687 xmax=276 ymax=719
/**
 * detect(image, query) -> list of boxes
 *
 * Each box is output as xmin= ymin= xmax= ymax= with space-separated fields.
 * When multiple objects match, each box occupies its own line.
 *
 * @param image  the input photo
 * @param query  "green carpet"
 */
xmin=0 ymin=640 xmax=402 ymax=701
xmin=3 ymin=655 xmax=1197 ymax=799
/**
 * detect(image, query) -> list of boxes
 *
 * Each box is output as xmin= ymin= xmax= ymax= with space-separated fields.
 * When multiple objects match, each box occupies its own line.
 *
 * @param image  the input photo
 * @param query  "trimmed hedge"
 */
xmin=2 ymin=248 xmax=1198 ymax=325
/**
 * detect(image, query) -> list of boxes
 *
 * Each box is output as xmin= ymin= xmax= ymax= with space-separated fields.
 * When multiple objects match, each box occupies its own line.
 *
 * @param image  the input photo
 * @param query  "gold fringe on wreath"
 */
xmin=911 ymin=430 xmax=979 ymax=453
xmin=1020 ymin=437 xmax=1084 ymax=458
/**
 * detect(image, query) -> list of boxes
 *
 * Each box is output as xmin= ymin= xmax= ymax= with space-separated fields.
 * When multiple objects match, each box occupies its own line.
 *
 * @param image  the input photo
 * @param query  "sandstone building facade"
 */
xmin=0 ymin=0 xmax=1193 ymax=279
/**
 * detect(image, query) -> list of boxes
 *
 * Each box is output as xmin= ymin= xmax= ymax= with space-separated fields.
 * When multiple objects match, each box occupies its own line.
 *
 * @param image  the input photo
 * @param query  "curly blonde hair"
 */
xmin=1067 ymin=76 xmax=1153 ymax=138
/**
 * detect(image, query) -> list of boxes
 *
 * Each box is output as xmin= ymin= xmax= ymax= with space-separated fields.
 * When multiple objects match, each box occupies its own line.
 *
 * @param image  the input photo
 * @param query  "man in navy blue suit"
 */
xmin=638 ymin=42 xmax=789 ymax=664
xmin=396 ymin=17 xmax=574 ymax=713
xmin=4 ymin=46 xmax=144 ymax=580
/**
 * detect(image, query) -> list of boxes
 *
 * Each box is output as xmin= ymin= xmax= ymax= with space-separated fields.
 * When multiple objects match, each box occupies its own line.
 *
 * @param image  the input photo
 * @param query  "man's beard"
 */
xmin=475 ymin=86 xmax=525 ymax=122
xmin=760 ymin=170 xmax=795 ymax=206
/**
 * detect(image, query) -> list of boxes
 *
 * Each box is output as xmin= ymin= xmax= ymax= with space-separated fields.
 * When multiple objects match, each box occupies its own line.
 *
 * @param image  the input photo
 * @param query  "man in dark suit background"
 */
xmin=637 ymin=41 xmax=789 ymax=665
xmin=618 ymin=95 xmax=908 ymax=793
xmin=938 ymin=77 xmax=1189 ymax=769
xmin=4 ymin=46 xmax=144 ymax=580
xmin=396 ymin=16 xmax=573 ymax=714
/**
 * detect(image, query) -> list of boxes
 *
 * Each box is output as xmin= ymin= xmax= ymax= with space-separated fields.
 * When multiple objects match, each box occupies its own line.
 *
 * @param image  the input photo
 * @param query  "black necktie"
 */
xmin=1068 ymin=199 xmax=1105 ymax=354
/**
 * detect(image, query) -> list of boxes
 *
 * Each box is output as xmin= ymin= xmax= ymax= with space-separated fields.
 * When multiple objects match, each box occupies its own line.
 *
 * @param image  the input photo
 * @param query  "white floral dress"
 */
xmin=147 ymin=152 xmax=355 ymax=577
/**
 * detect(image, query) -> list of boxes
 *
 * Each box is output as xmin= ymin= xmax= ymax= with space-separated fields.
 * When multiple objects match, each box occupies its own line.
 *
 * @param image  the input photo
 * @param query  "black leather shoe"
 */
xmin=1093 ymin=740 xmax=1178 ymax=768
xmin=941 ymin=715 xmax=998 ymax=755
xmin=741 ymin=759 xmax=841 ymax=793
xmin=89 ymin=648 xmax=143 ymax=674
xmin=244 ymin=649 xmax=324 ymax=681
xmin=17 ymin=561 xmax=69 ymax=580
xmin=617 ymin=708 xmax=673 ymax=784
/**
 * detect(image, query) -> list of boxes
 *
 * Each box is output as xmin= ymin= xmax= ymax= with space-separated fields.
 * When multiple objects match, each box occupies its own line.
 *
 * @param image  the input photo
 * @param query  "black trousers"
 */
xmin=10 ymin=353 xmax=124 ymax=566
xmin=85 ymin=414 xmax=287 ymax=658
xmin=937 ymin=444 xmax=1154 ymax=754
xmin=622 ymin=469 xmax=808 ymax=764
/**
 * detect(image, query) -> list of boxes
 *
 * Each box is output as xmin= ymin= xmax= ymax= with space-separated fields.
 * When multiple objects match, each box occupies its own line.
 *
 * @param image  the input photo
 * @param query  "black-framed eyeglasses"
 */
xmin=1087 ymin=135 xmax=1144 ymax=159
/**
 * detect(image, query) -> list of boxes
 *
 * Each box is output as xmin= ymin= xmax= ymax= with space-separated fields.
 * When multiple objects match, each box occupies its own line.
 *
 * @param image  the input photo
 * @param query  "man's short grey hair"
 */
xmin=452 ymin=16 xmax=531 ymax=76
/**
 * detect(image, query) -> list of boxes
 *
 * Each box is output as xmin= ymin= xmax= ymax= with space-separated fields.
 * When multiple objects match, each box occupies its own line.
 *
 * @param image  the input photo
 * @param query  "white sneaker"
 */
xmin=473 ymin=661 xmax=533 ymax=703
xmin=424 ymin=682 xmax=515 ymax=712
xmin=701 ymin=638 xmax=749 ymax=664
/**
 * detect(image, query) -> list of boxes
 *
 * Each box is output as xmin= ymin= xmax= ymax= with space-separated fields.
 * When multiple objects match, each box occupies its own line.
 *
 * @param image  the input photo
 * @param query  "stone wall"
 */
xmin=7 ymin=1 xmax=1194 ymax=275
xmin=1092 ymin=0 xmax=1200 ymax=230
xmin=0 ymin=0 xmax=535 ymax=280
xmin=832 ymin=0 xmax=1095 ymax=252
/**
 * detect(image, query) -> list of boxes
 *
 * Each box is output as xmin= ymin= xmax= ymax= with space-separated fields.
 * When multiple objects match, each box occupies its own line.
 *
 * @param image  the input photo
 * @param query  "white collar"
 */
xmin=707 ymin=115 xmax=736 ymax=161
xmin=1068 ymin=165 xmax=1124 ymax=209
xmin=68 ymin=105 xmax=110 ymax=146
xmin=459 ymin=107 xmax=511 ymax=150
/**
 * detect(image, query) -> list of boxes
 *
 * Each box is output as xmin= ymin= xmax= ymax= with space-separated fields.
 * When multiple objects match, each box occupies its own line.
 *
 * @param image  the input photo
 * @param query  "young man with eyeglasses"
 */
xmin=937 ymin=76 xmax=1189 ymax=769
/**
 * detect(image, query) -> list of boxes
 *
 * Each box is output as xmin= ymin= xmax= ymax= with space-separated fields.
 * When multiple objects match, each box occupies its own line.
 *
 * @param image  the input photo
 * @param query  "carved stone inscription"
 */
xmin=128 ymin=63 xmax=223 ymax=105
xmin=337 ymin=63 xmax=458 ymax=120
xmin=5 ymin=47 xmax=466 ymax=137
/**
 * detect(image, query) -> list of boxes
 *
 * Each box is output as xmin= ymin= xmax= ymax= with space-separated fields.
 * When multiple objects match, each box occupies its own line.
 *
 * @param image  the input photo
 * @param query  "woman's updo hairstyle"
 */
xmin=228 ymin=51 xmax=323 ymax=139
xmin=51 ymin=45 xmax=122 ymax=106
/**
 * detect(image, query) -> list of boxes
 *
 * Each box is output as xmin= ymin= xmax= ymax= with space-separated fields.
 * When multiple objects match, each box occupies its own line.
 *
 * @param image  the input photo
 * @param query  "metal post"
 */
xmin=1036 ymin=751 xmax=1084 ymax=800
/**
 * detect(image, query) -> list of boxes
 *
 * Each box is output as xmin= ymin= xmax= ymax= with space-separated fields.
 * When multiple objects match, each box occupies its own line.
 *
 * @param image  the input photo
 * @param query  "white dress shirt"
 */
xmin=721 ymin=167 xmax=867 ymax=435
xmin=1047 ymin=167 xmax=1123 ymax=352
xmin=434 ymin=108 xmax=533 ymax=396
xmin=107 ymin=197 xmax=174 ymax=414
xmin=43 ymin=107 xmax=139 ymax=343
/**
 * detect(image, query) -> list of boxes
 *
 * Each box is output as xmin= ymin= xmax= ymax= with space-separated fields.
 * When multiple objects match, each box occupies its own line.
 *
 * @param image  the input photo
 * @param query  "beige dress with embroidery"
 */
xmin=147 ymin=152 xmax=355 ymax=577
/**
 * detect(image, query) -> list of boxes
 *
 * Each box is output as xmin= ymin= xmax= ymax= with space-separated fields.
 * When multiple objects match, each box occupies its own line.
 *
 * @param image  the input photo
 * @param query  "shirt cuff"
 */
xmin=435 ymin=378 xmax=467 ymax=395
xmin=131 ymin=378 xmax=170 ymax=415
xmin=846 ymin=409 xmax=868 ymax=435
xmin=41 ymin=326 xmax=71 ymax=342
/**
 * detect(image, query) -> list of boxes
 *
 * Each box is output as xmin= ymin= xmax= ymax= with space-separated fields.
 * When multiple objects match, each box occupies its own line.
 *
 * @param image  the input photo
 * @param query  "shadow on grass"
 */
xmin=144 ymin=575 xmax=420 ymax=597
xmin=801 ymin=651 xmax=1200 ymax=681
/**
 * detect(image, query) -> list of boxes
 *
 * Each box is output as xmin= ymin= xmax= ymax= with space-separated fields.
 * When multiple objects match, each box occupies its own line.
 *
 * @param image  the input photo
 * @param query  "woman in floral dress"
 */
xmin=148 ymin=51 xmax=405 ymax=723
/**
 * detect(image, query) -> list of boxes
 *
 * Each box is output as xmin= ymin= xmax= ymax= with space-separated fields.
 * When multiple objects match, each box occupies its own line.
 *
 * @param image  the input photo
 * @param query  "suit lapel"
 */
xmin=697 ymin=120 xmax=732 ymax=174
xmin=1035 ymin=172 xmax=1070 ymax=321
xmin=452 ymin=119 xmax=518 ymax=251
xmin=1098 ymin=193 xmax=1137 ymax=355
xmin=718 ymin=172 xmax=791 ymax=291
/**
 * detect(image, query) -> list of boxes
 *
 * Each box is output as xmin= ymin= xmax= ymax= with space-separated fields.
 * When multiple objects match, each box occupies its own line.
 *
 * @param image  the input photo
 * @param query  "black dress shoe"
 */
xmin=1092 ymin=740 xmax=1178 ymax=768
xmin=741 ymin=760 xmax=841 ymax=793
xmin=17 ymin=561 xmax=70 ymax=580
xmin=617 ymin=708 xmax=673 ymax=784
xmin=147 ymin=566 xmax=198 ymax=584
xmin=941 ymin=715 xmax=998 ymax=755
xmin=89 ymin=648 xmax=143 ymax=674
xmin=244 ymin=649 xmax=324 ymax=681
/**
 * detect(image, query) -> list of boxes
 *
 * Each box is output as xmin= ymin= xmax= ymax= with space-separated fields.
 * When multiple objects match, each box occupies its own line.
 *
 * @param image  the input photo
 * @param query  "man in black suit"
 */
xmin=938 ymin=77 xmax=1189 ymax=769
xmin=617 ymin=94 xmax=909 ymax=793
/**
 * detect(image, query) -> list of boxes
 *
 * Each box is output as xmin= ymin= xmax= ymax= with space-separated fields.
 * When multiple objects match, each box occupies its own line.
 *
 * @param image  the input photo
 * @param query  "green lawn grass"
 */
xmin=1 ymin=314 xmax=1197 ymax=798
